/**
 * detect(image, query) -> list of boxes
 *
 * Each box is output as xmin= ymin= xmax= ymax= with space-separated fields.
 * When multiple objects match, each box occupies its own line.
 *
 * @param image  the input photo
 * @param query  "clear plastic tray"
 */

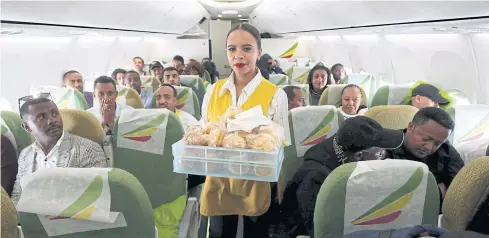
xmin=172 ymin=140 xmax=284 ymax=182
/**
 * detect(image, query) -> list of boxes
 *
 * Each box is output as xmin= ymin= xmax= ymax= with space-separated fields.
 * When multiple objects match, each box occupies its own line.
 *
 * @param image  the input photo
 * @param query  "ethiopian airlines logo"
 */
xmin=276 ymin=76 xmax=288 ymax=85
xmin=351 ymin=167 xmax=423 ymax=225
xmin=56 ymin=90 xmax=72 ymax=109
xmin=279 ymin=42 xmax=298 ymax=59
xmin=458 ymin=112 xmax=489 ymax=143
xmin=122 ymin=113 xmax=166 ymax=142
xmin=176 ymin=89 xmax=189 ymax=109
xmin=300 ymin=110 xmax=334 ymax=146
xmin=47 ymin=175 xmax=102 ymax=220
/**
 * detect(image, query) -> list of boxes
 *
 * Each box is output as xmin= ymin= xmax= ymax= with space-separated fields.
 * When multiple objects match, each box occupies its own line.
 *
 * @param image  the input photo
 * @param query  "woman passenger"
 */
xmin=308 ymin=63 xmax=334 ymax=105
xmin=339 ymin=84 xmax=368 ymax=118
xmin=200 ymin=23 xmax=290 ymax=238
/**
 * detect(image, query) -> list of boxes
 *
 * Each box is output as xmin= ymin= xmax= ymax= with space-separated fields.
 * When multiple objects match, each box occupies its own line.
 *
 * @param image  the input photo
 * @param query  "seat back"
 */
xmin=364 ymin=105 xmax=419 ymax=130
xmin=449 ymin=105 xmax=489 ymax=147
xmin=113 ymin=109 xmax=186 ymax=237
xmin=288 ymin=66 xmax=312 ymax=84
xmin=40 ymin=87 xmax=89 ymax=110
xmin=60 ymin=109 xmax=105 ymax=145
xmin=2 ymin=187 xmax=20 ymax=238
xmin=172 ymin=85 xmax=201 ymax=120
xmin=179 ymin=75 xmax=206 ymax=105
xmin=341 ymin=73 xmax=377 ymax=106
xmin=370 ymin=83 xmax=414 ymax=107
xmin=314 ymin=159 xmax=440 ymax=237
xmin=17 ymin=168 xmax=155 ymax=238
xmin=281 ymin=106 xmax=344 ymax=190
xmin=141 ymin=76 xmax=160 ymax=92
xmin=318 ymin=84 xmax=368 ymax=107
xmin=278 ymin=84 xmax=310 ymax=106
xmin=116 ymin=86 xmax=144 ymax=109
xmin=446 ymin=89 xmax=471 ymax=106
xmin=1 ymin=111 xmax=32 ymax=156
xmin=455 ymin=138 xmax=489 ymax=164
xmin=295 ymin=58 xmax=312 ymax=67
xmin=269 ymin=74 xmax=289 ymax=86
xmin=442 ymin=156 xmax=489 ymax=232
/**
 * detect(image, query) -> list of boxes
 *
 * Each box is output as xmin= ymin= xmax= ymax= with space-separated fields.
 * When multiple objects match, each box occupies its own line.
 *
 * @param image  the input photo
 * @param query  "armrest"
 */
xmin=103 ymin=135 xmax=114 ymax=168
xmin=178 ymin=198 xmax=200 ymax=238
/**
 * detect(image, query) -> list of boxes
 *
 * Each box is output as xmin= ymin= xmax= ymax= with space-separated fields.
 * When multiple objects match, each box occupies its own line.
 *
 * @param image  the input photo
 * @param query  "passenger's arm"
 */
xmin=269 ymin=88 xmax=291 ymax=146
xmin=296 ymin=171 xmax=326 ymax=236
xmin=1 ymin=136 xmax=18 ymax=196
xmin=199 ymin=83 xmax=214 ymax=126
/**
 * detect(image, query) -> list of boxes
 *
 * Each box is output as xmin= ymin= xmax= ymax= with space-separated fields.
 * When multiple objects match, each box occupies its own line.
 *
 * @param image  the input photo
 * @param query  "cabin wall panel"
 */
xmin=468 ymin=34 xmax=489 ymax=104
xmin=0 ymin=37 xmax=209 ymax=112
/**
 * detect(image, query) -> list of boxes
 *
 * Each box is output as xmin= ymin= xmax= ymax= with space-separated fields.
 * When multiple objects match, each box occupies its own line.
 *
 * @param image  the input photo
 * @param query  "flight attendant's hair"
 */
xmin=226 ymin=23 xmax=261 ymax=49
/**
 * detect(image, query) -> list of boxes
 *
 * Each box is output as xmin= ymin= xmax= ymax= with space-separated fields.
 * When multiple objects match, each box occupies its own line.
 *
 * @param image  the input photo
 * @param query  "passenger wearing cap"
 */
xmin=123 ymin=70 xmax=153 ymax=108
xmin=274 ymin=116 xmax=402 ymax=237
xmin=150 ymin=61 xmax=164 ymax=85
xmin=409 ymin=84 xmax=450 ymax=109
xmin=386 ymin=107 xmax=464 ymax=202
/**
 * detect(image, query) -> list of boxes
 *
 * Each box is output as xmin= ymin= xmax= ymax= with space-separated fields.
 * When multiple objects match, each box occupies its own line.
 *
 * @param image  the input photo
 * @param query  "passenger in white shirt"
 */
xmin=12 ymin=98 xmax=107 ymax=203
xmin=87 ymin=76 xmax=133 ymax=132
xmin=338 ymin=84 xmax=368 ymax=119
xmin=124 ymin=70 xmax=153 ymax=108
xmin=154 ymin=84 xmax=197 ymax=131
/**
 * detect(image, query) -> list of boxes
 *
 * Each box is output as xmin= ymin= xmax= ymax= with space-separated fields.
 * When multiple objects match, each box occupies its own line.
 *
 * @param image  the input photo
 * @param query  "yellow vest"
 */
xmin=200 ymin=77 xmax=278 ymax=216
xmin=175 ymin=109 xmax=181 ymax=117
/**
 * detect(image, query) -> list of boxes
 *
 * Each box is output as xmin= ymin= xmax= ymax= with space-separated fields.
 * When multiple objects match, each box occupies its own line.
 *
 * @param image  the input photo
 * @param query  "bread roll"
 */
xmin=246 ymin=133 xmax=278 ymax=151
xmin=222 ymin=132 xmax=247 ymax=149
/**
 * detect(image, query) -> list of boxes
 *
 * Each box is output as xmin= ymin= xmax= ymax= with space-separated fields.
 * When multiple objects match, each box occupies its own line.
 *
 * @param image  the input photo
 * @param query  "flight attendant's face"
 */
xmin=226 ymin=29 xmax=262 ymax=77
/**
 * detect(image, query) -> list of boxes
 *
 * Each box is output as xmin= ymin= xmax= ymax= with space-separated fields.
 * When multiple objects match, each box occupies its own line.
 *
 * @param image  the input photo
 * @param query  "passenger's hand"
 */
xmin=100 ymin=99 xmax=116 ymax=130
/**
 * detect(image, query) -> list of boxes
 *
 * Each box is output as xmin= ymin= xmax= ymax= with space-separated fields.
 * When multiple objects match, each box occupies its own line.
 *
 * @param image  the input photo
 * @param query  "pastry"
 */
xmin=207 ymin=128 xmax=224 ymax=147
xmin=254 ymin=167 xmax=274 ymax=177
xmin=185 ymin=132 xmax=209 ymax=146
xmin=246 ymin=133 xmax=278 ymax=151
xmin=222 ymin=132 xmax=247 ymax=149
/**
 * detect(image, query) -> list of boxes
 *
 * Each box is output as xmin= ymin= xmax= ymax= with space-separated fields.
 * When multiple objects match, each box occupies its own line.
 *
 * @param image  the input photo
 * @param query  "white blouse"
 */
xmin=201 ymin=70 xmax=291 ymax=146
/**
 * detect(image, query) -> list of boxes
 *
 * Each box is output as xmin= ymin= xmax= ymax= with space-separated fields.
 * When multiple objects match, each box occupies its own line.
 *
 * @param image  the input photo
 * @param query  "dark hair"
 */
xmin=331 ymin=63 xmax=344 ymax=72
xmin=158 ymin=84 xmax=177 ymax=97
xmin=283 ymin=86 xmax=301 ymax=102
xmin=111 ymin=68 xmax=127 ymax=80
xmin=307 ymin=64 xmax=332 ymax=91
xmin=226 ymin=23 xmax=261 ymax=49
xmin=163 ymin=67 xmax=179 ymax=75
xmin=20 ymin=97 xmax=54 ymax=119
xmin=341 ymin=84 xmax=362 ymax=98
xmin=182 ymin=60 xmax=204 ymax=77
xmin=93 ymin=76 xmax=117 ymax=92
xmin=486 ymin=144 xmax=489 ymax=156
xmin=259 ymin=67 xmax=269 ymax=80
xmin=62 ymin=70 xmax=80 ymax=81
xmin=172 ymin=55 xmax=184 ymax=65
xmin=125 ymin=70 xmax=140 ymax=80
xmin=412 ymin=107 xmax=455 ymax=130
xmin=133 ymin=56 xmax=144 ymax=63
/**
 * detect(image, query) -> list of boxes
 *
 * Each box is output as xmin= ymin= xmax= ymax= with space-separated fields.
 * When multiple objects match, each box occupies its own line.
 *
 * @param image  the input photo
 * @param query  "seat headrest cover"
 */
xmin=116 ymin=109 xmax=169 ymax=155
xmin=452 ymin=105 xmax=489 ymax=146
xmin=364 ymin=105 xmax=419 ymax=130
xmin=116 ymin=87 xmax=144 ymax=109
xmin=60 ymin=109 xmax=104 ymax=145
xmin=344 ymin=159 xmax=429 ymax=235
xmin=16 ymin=168 xmax=128 ymax=236
xmin=40 ymin=87 xmax=89 ymax=110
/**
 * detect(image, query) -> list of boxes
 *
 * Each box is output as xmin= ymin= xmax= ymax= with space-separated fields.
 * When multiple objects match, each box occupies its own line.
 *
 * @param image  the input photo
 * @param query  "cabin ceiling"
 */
xmin=1 ymin=0 xmax=489 ymax=36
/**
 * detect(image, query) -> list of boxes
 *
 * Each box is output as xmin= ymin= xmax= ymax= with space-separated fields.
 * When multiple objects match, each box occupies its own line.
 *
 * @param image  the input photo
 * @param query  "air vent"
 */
xmin=0 ymin=28 xmax=24 ymax=35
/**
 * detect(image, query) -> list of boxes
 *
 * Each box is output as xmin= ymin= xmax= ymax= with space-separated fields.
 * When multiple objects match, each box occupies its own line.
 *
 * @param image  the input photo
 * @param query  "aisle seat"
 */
xmin=364 ymin=105 xmax=419 ymax=130
xmin=1 ymin=111 xmax=33 ymax=156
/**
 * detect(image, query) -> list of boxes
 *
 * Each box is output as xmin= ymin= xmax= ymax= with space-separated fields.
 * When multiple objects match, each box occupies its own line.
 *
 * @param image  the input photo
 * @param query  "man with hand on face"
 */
xmin=12 ymin=98 xmax=107 ymax=204
xmin=62 ymin=70 xmax=93 ymax=107
xmin=386 ymin=107 xmax=464 ymax=203
xmin=154 ymin=84 xmax=197 ymax=132
xmin=124 ymin=70 xmax=153 ymax=108
xmin=275 ymin=116 xmax=400 ymax=237
xmin=87 ymin=76 xmax=133 ymax=133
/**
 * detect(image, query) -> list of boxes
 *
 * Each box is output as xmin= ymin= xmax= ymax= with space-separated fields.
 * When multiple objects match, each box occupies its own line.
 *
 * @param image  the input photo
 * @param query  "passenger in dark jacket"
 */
xmin=274 ymin=116 xmax=404 ymax=237
xmin=1 ymin=135 xmax=18 ymax=196
xmin=258 ymin=54 xmax=286 ymax=75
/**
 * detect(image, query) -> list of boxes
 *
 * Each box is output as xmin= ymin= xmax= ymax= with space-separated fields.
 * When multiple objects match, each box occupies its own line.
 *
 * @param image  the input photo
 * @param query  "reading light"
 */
xmin=222 ymin=10 xmax=238 ymax=15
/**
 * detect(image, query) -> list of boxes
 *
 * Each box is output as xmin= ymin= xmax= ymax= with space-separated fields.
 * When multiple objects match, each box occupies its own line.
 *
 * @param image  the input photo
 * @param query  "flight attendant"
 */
xmin=200 ymin=23 xmax=290 ymax=238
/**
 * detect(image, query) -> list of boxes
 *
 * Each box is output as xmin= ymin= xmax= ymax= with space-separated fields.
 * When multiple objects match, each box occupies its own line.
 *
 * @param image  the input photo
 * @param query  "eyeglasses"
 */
xmin=18 ymin=93 xmax=52 ymax=112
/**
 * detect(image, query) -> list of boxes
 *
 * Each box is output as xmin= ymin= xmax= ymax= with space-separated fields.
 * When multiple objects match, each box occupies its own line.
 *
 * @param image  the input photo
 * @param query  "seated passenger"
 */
xmin=258 ymin=53 xmax=286 ymax=75
xmin=182 ymin=59 xmax=205 ymax=78
xmin=12 ymin=98 xmax=107 ymax=203
xmin=62 ymin=70 xmax=93 ymax=107
xmin=409 ymin=84 xmax=450 ymax=109
xmin=283 ymin=85 xmax=305 ymax=110
xmin=87 ymin=76 xmax=133 ymax=132
xmin=386 ymin=107 xmax=464 ymax=201
xmin=308 ymin=64 xmax=334 ymax=105
xmin=276 ymin=116 xmax=402 ymax=237
xmin=133 ymin=56 xmax=148 ymax=76
xmin=162 ymin=66 xmax=199 ymax=97
xmin=111 ymin=68 xmax=126 ymax=85
xmin=154 ymin=84 xmax=197 ymax=131
xmin=124 ymin=70 xmax=153 ymax=108
xmin=150 ymin=61 xmax=164 ymax=85
xmin=331 ymin=63 xmax=345 ymax=84
xmin=1 ymin=135 xmax=17 ymax=196
xmin=172 ymin=55 xmax=185 ymax=75
xmin=339 ymin=84 xmax=368 ymax=118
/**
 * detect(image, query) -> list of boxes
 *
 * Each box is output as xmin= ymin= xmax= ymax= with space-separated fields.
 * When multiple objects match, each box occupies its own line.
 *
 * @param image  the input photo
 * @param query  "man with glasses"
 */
xmin=12 ymin=97 xmax=107 ymax=203
xmin=87 ymin=76 xmax=133 ymax=133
